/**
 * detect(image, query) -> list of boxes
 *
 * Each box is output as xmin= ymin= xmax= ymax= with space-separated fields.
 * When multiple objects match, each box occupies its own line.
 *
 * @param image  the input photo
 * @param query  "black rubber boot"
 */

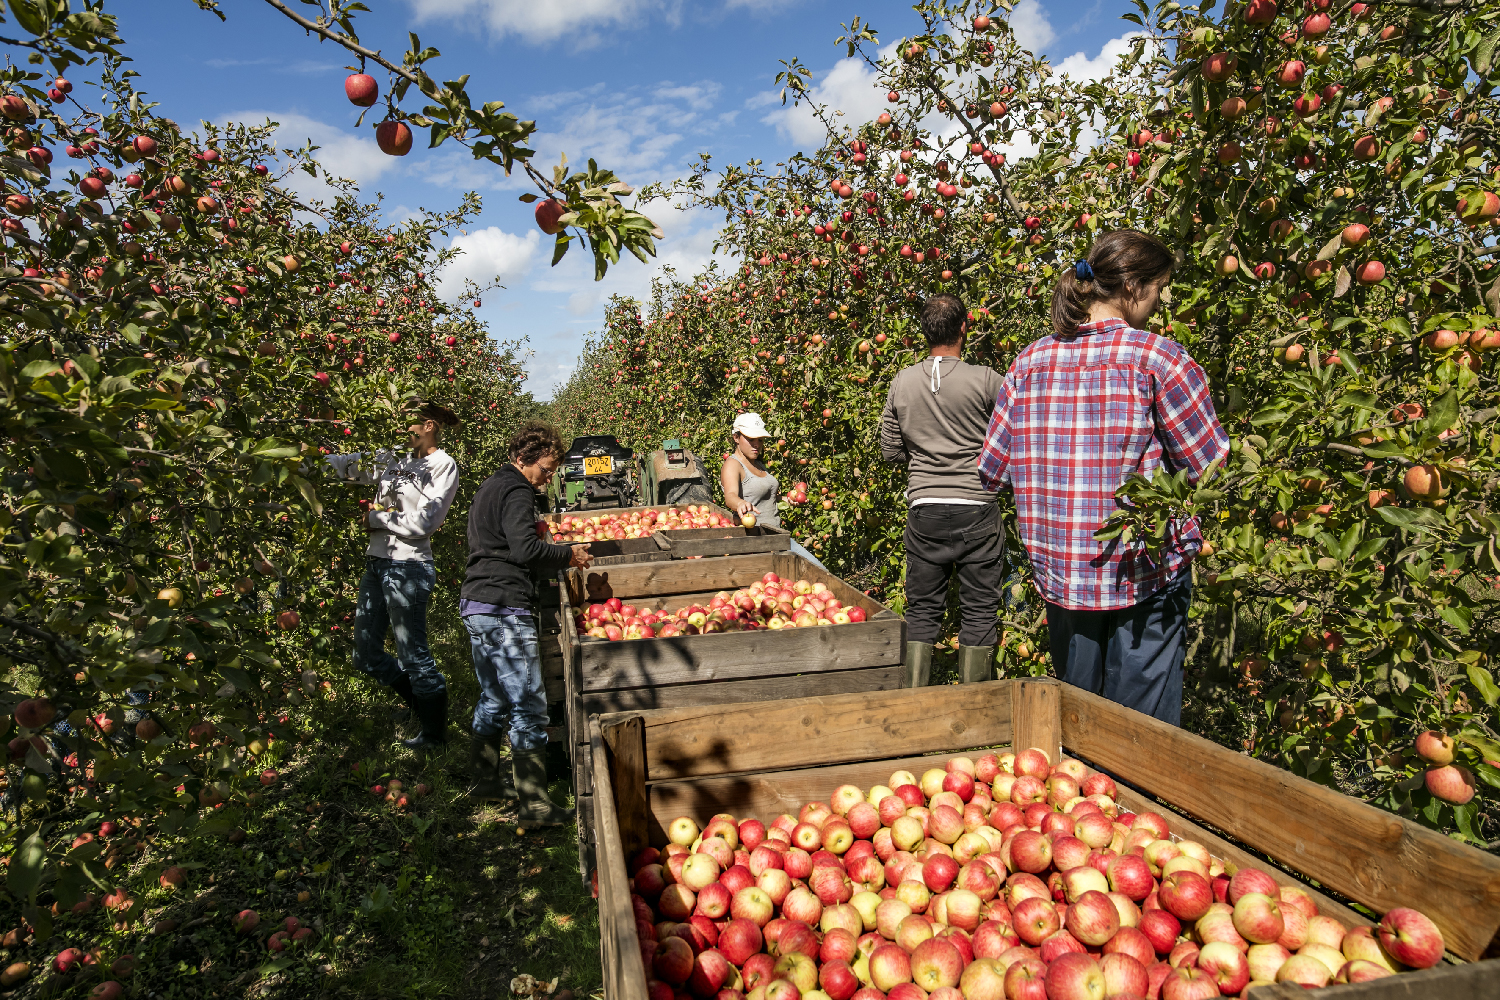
xmin=514 ymin=747 xmax=574 ymax=830
xmin=390 ymin=673 xmax=416 ymax=723
xmin=906 ymin=641 xmax=933 ymax=688
xmin=959 ymin=645 xmax=996 ymax=683
xmin=468 ymin=731 xmax=516 ymax=800
xmin=400 ymin=690 xmax=448 ymax=748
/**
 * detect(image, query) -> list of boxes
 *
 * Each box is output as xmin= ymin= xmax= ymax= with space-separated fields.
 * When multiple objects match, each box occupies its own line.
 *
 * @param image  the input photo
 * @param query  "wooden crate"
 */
xmin=560 ymin=552 xmax=907 ymax=878
xmin=588 ymin=680 xmax=1500 ymax=1000
xmin=654 ymin=522 xmax=791 ymax=559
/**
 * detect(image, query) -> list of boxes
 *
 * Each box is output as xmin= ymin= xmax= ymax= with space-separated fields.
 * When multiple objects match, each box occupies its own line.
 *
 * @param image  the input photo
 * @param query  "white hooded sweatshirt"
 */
xmin=325 ymin=448 xmax=459 ymax=562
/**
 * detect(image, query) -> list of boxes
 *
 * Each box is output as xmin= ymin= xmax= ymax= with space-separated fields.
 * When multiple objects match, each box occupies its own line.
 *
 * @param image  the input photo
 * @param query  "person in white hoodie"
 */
xmin=326 ymin=400 xmax=461 ymax=747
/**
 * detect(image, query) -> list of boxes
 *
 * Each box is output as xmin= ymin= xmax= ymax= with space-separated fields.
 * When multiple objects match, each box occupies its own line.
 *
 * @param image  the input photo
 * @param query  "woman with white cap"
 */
xmin=720 ymin=412 xmax=825 ymax=568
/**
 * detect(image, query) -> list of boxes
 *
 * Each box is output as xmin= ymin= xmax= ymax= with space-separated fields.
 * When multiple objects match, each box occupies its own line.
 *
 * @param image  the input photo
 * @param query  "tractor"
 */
xmin=552 ymin=436 xmax=712 ymax=511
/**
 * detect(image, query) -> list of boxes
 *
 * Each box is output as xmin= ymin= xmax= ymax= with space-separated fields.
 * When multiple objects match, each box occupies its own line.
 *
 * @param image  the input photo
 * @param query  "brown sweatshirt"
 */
xmin=879 ymin=356 xmax=1005 ymax=504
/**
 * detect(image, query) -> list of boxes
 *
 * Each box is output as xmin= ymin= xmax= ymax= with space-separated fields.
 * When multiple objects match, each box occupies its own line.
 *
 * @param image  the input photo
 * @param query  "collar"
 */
xmin=1072 ymin=318 xmax=1131 ymax=336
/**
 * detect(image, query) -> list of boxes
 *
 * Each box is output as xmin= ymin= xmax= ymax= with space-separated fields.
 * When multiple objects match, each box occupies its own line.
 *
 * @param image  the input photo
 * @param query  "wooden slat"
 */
xmin=576 ymin=619 xmax=903 ymax=691
xmin=1108 ymin=785 xmax=1371 ymax=933
xmin=574 ymin=740 xmax=593 ymax=795
xmin=658 ymin=525 xmax=792 ymax=559
xmin=1246 ymin=960 xmax=1494 ymax=999
xmin=576 ymin=791 xmax=594 ymax=882
xmin=605 ymin=680 xmax=1016 ymax=783
xmin=1010 ymin=678 xmax=1061 ymax=766
xmin=580 ymin=665 xmax=906 ymax=716
xmin=1060 ymin=684 xmax=1500 ymax=962
xmin=590 ymin=719 xmax=650 ymax=1000
xmin=603 ymin=715 xmax=649 ymax=862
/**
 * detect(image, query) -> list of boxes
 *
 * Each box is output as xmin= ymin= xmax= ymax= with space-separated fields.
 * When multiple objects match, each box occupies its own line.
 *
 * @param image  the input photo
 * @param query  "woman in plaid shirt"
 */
xmin=979 ymin=230 xmax=1229 ymax=724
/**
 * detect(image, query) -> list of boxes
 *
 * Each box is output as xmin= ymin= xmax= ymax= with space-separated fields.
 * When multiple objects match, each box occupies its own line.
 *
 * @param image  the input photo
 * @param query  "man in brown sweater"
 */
xmin=880 ymin=294 xmax=1006 ymax=686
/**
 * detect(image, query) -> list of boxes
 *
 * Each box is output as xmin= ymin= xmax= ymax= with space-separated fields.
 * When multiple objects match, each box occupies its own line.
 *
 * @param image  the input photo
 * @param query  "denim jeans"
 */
xmin=463 ymin=613 xmax=548 ymax=751
xmin=903 ymin=504 xmax=1005 ymax=647
xmin=1045 ymin=568 xmax=1193 ymax=726
xmin=354 ymin=557 xmax=446 ymax=696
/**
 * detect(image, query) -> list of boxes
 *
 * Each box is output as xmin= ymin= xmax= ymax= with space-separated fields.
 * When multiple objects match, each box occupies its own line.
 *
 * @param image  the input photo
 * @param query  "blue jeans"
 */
xmin=354 ymin=557 xmax=445 ymax=696
xmin=463 ymin=613 xmax=548 ymax=751
xmin=1044 ymin=569 xmax=1192 ymax=726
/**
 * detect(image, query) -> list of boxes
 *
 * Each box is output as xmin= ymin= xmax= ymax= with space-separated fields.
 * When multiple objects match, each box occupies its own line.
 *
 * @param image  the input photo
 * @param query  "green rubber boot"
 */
xmin=468 ymin=731 xmax=517 ymax=800
xmin=906 ymin=642 xmax=932 ymax=688
xmin=959 ymin=645 xmax=996 ymax=684
xmin=514 ymin=747 xmax=574 ymax=830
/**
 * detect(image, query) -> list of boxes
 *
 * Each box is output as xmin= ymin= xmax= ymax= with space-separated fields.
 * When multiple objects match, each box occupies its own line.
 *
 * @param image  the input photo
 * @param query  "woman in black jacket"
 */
xmin=462 ymin=421 xmax=591 ymax=826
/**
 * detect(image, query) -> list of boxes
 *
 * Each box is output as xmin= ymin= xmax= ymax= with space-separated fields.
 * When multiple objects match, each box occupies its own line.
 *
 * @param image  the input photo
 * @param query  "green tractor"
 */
xmin=552 ymin=436 xmax=712 ymax=511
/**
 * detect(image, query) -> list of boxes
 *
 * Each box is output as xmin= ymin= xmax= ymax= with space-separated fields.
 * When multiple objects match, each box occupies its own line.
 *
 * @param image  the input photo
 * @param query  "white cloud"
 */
xmin=1054 ymin=33 xmax=1144 ymax=82
xmin=217 ymin=111 xmax=400 ymax=204
xmin=436 ymin=227 xmax=541 ymax=302
xmin=404 ymin=0 xmax=683 ymax=48
xmin=1007 ymin=0 xmax=1056 ymax=52
xmin=760 ymin=46 xmax=896 ymax=148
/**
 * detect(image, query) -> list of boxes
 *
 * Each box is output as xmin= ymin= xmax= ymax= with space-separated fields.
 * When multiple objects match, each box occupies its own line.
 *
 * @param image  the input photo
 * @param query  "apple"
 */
xmin=869 ymin=944 xmax=912 ymax=991
xmin=731 ymin=887 xmax=775 ymax=927
xmin=1159 ymin=872 xmax=1212 ymax=922
xmin=1002 ymin=956 xmax=1048 ymax=1000
xmin=1044 ymin=952 xmax=1104 ymax=1000
xmin=1376 ymin=907 xmax=1443 ymax=969
xmin=823 ymin=904 xmax=863 ymax=939
xmin=1106 ymin=854 xmax=1154 ymax=902
xmin=1159 ymin=965 xmax=1219 ymax=1000
xmin=910 ymin=937 xmax=963 ymax=991
xmin=1425 ymin=764 xmax=1476 ymax=804
xmin=1275 ymin=954 xmax=1331 ymax=987
xmin=1226 ymin=868 xmax=1278 ymax=904
xmin=896 ymin=878 xmax=931 ymax=915
xmin=1013 ymin=748 xmax=1050 ymax=779
xmin=1103 ymin=925 xmax=1154 ymax=967
xmin=660 ymin=885 xmax=697 ymax=921
xmin=1064 ymin=890 xmax=1120 ymax=947
xmin=1011 ymin=897 xmax=1060 ymax=946
xmin=234 ymin=909 xmax=260 ymax=934
xmin=375 ymin=120 xmax=412 ymax=156
xmin=344 ymin=73 xmax=379 ymax=106
xmin=1009 ymin=831 xmax=1052 ymax=874
xmin=1277 ymin=903 xmax=1309 ymax=950
xmin=1338 ymin=958 xmax=1395 ymax=983
xmin=718 ymin=919 xmax=763 ymax=966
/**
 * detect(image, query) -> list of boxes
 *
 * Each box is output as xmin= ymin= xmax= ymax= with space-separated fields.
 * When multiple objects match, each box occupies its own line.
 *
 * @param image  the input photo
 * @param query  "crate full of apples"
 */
xmin=629 ymin=751 xmax=1446 ymax=1000
xmin=577 ymin=572 xmax=867 ymax=641
xmin=550 ymin=505 xmax=735 ymax=542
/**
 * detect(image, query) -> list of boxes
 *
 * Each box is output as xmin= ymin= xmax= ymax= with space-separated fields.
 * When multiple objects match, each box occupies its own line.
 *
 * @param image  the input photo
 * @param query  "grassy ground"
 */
xmin=1 ymin=605 xmax=604 ymax=1000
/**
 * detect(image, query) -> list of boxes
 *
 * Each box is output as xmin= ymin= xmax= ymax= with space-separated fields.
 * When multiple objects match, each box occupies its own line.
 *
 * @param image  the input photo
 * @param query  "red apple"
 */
xmin=1002 ymin=956 xmax=1048 ymax=1000
xmin=869 ymin=943 xmax=912 ymax=992
xmin=344 ymin=74 xmax=379 ymax=106
xmin=375 ymin=120 xmax=412 ymax=156
xmin=1376 ymin=907 xmax=1443 ymax=969
xmin=1044 ymin=952 xmax=1104 ymax=1000
xmin=717 ymin=918 xmax=762 ymax=965
xmin=1159 ymin=871 xmax=1213 ymax=922
xmin=1160 ymin=964 xmax=1219 ymax=999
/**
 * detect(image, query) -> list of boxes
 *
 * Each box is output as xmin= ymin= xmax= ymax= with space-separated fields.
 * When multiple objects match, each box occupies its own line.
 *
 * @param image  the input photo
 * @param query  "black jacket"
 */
xmin=462 ymin=464 xmax=573 ymax=610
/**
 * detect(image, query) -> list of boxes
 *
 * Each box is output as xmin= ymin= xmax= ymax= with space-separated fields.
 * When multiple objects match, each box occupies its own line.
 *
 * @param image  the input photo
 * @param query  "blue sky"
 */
xmin=116 ymin=0 xmax=1138 ymax=397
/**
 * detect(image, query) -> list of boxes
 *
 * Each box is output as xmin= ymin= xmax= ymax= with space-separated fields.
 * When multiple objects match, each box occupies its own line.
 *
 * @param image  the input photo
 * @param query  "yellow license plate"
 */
xmin=583 ymin=456 xmax=614 ymax=475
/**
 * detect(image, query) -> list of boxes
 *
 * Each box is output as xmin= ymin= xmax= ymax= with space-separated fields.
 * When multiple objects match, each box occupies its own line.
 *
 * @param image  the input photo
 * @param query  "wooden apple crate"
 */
xmin=588 ymin=679 xmax=1500 ymax=1000
xmin=653 ymin=522 xmax=791 ymax=559
xmin=561 ymin=552 xmax=907 ymax=877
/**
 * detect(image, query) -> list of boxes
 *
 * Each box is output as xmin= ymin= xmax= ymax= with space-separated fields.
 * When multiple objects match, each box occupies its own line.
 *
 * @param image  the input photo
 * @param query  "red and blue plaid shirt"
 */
xmin=978 ymin=319 xmax=1229 ymax=611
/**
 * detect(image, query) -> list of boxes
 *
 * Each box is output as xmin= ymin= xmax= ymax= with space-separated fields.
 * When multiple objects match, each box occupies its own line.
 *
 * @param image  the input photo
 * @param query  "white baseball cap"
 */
xmin=732 ymin=412 xmax=771 ymax=439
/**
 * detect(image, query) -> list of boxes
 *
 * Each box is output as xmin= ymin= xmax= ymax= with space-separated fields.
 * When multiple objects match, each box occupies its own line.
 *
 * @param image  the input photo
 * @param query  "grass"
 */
xmin=0 ymin=598 xmax=604 ymax=1000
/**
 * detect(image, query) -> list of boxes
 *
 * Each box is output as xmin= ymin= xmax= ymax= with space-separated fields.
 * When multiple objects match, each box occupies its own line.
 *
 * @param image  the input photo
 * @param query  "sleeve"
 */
xmin=500 ymin=484 xmax=574 ymax=571
xmin=324 ymin=452 xmax=378 ymax=485
xmin=879 ymin=381 xmax=909 ymax=466
xmin=367 ymin=457 xmax=460 ymax=540
xmin=1154 ymin=354 xmax=1231 ymax=482
xmin=977 ymin=374 xmax=1016 ymax=492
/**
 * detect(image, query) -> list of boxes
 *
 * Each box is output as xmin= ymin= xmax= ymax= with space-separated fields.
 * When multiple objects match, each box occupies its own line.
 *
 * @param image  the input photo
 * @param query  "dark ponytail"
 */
xmin=1051 ymin=229 xmax=1175 ymax=337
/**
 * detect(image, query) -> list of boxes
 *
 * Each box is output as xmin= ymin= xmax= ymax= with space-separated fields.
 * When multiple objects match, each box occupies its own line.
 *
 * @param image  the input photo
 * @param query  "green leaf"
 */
xmin=1458 ymin=729 xmax=1500 ymax=762
xmin=1466 ymin=666 xmax=1500 ymax=708
xmin=290 ymin=475 xmax=323 ymax=516
xmin=1439 ymin=604 xmax=1471 ymax=634
xmin=1423 ymin=389 xmax=1458 ymax=433
xmin=7 ymin=828 xmax=47 ymax=902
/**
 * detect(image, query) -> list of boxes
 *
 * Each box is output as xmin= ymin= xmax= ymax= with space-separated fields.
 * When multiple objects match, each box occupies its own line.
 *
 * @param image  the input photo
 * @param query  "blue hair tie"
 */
xmin=1075 ymin=260 xmax=1095 ymax=281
